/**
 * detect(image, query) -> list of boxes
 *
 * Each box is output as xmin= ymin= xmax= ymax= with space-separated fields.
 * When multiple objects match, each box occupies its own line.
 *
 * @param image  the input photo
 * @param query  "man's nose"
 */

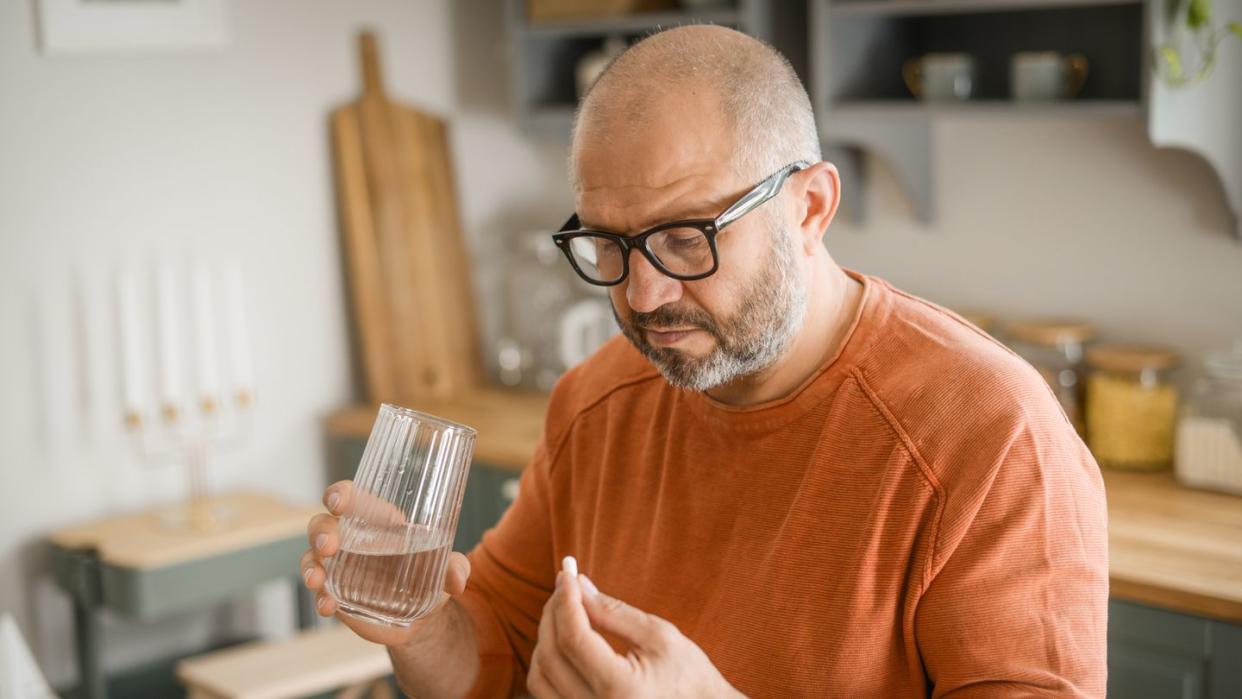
xmin=625 ymin=248 xmax=683 ymax=313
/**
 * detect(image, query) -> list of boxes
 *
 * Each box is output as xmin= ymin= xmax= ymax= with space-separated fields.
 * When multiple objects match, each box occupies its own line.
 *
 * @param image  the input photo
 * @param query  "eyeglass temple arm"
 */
xmin=715 ymin=161 xmax=811 ymax=230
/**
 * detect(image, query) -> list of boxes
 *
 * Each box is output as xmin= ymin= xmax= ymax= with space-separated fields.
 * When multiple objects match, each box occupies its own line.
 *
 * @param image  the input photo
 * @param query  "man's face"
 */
xmin=573 ymin=96 xmax=808 ymax=391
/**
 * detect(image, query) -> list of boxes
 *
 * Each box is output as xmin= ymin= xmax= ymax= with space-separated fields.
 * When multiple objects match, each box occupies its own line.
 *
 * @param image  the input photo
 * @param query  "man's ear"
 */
xmin=794 ymin=161 xmax=840 ymax=255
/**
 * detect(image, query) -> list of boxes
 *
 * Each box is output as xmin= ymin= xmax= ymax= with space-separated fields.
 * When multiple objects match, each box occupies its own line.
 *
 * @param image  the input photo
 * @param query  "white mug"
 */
xmin=1011 ymin=52 xmax=1088 ymax=101
xmin=903 ymin=53 xmax=976 ymax=102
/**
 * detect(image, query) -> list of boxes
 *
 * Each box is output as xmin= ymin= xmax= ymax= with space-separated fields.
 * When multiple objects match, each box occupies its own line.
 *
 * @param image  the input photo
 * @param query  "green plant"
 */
xmin=1155 ymin=0 xmax=1242 ymax=86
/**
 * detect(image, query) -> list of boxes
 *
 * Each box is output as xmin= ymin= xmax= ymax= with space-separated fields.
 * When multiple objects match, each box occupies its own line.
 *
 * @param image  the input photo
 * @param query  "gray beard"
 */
xmin=614 ymin=223 xmax=808 ymax=392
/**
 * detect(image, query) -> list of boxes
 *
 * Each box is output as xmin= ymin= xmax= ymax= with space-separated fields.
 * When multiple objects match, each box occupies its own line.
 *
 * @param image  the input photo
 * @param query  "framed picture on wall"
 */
xmin=36 ymin=0 xmax=230 ymax=55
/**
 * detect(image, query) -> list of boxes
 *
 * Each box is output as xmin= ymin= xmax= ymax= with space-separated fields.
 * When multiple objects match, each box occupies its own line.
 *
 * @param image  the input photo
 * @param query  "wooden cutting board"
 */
xmin=331 ymin=31 xmax=481 ymax=404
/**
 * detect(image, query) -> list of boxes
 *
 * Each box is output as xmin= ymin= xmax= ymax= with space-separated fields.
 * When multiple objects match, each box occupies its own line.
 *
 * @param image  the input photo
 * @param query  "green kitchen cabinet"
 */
xmin=452 ymin=460 xmax=522 ymax=552
xmin=1108 ymin=599 xmax=1242 ymax=699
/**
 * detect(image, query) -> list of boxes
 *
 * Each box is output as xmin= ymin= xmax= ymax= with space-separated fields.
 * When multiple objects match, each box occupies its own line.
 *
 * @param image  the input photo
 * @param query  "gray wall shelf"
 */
xmin=811 ymin=0 xmax=1241 ymax=236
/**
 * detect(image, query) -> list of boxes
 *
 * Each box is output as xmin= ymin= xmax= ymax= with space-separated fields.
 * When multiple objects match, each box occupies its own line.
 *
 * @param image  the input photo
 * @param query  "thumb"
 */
xmin=444 ymin=552 xmax=471 ymax=596
xmin=579 ymin=576 xmax=672 ymax=652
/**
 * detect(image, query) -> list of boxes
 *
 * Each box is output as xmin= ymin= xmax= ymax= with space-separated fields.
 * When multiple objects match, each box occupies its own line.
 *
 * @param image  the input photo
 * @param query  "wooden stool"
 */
xmin=177 ymin=625 xmax=394 ymax=699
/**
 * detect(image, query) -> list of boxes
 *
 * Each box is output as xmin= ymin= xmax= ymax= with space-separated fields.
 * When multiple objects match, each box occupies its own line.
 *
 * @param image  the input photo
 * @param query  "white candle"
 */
xmin=190 ymin=262 xmax=220 ymax=405
xmin=117 ymin=269 xmax=146 ymax=418
xmin=154 ymin=264 xmax=183 ymax=411
xmin=223 ymin=263 xmax=253 ymax=399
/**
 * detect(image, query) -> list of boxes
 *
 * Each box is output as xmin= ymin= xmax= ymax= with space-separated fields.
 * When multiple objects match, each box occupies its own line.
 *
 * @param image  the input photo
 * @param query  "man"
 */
xmin=302 ymin=25 xmax=1108 ymax=698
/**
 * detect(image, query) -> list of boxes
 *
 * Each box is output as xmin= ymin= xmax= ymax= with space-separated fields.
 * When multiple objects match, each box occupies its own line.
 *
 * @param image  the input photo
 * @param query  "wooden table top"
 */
xmin=325 ymin=387 xmax=549 ymax=471
xmin=49 ymin=492 xmax=322 ymax=570
xmin=1105 ymin=470 xmax=1242 ymax=623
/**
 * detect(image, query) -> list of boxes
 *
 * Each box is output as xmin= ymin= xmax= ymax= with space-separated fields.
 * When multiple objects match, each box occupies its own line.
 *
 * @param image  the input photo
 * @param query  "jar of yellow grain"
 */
xmin=1086 ymin=345 xmax=1180 ymax=471
xmin=1007 ymin=320 xmax=1095 ymax=437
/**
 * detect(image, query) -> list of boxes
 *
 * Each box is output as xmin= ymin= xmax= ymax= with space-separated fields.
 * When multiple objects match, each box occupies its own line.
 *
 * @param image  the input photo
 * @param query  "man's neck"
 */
xmin=704 ymin=260 xmax=863 ymax=407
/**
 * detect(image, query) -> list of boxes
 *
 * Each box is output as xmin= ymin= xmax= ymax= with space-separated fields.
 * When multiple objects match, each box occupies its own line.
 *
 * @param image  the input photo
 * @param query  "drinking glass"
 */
xmin=326 ymin=404 xmax=476 ymax=627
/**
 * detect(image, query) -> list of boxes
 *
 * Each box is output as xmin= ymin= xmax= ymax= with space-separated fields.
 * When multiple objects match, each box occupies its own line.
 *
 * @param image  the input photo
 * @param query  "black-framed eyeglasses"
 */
xmin=551 ymin=160 xmax=810 ymax=286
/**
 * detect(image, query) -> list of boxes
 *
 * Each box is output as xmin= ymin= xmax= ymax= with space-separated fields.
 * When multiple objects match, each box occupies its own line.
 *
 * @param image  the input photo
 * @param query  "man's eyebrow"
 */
xmin=579 ymin=205 xmax=725 ymax=234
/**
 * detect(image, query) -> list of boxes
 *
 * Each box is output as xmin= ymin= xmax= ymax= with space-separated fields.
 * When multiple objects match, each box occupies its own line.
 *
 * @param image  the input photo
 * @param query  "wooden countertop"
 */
xmin=49 ymin=492 xmax=323 ymax=570
xmin=1105 ymin=470 xmax=1242 ymax=623
xmin=325 ymin=388 xmax=549 ymax=471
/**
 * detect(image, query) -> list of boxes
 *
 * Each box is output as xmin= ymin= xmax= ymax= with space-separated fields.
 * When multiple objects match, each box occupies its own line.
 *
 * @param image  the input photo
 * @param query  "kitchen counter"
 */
xmin=1105 ymin=469 xmax=1242 ymax=624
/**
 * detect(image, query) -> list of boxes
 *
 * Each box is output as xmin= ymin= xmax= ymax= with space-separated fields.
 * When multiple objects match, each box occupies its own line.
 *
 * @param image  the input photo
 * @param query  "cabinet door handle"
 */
xmin=501 ymin=478 xmax=520 ymax=503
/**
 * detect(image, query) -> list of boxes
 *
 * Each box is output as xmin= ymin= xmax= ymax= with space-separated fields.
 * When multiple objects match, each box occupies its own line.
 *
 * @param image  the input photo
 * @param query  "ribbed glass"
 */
xmin=326 ymin=404 xmax=476 ymax=627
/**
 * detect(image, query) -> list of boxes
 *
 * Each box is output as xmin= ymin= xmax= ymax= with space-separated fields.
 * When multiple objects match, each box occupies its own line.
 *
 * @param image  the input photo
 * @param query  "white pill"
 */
xmin=562 ymin=555 xmax=578 ymax=577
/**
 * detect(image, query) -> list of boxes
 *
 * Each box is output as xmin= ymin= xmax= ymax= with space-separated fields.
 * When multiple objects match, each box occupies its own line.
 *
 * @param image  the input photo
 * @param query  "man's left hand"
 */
xmin=527 ymin=569 xmax=744 ymax=698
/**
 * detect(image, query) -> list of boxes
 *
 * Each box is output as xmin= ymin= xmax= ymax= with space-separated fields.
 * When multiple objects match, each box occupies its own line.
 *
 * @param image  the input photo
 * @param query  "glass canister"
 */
xmin=1085 ymin=344 xmax=1180 ymax=471
xmin=1006 ymin=320 xmax=1094 ymax=436
xmin=1176 ymin=345 xmax=1242 ymax=494
xmin=497 ymin=232 xmax=576 ymax=391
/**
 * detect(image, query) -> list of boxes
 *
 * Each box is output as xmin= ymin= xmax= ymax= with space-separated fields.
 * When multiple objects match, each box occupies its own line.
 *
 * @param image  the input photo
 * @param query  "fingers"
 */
xmin=554 ymin=574 xmax=624 ymax=688
xmin=580 ymin=576 xmax=674 ymax=653
xmin=444 ymin=552 xmax=471 ymax=596
xmin=528 ymin=643 xmax=571 ymax=699
xmin=299 ymin=549 xmax=326 ymax=592
xmin=304 ymin=485 xmax=349 ymax=618
xmin=327 ymin=480 xmax=409 ymax=527
xmin=322 ymin=480 xmax=353 ymax=515
xmin=306 ymin=512 xmax=341 ymax=559
xmin=298 ymin=546 xmax=337 ymax=617
xmin=316 ymin=590 xmax=338 ymax=617
xmin=525 ymin=660 xmax=565 ymax=699
xmin=528 ymin=575 xmax=594 ymax=699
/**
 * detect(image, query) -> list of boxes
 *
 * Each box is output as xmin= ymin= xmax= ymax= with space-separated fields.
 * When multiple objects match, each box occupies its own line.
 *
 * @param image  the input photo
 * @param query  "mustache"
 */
xmin=630 ymin=305 xmax=721 ymax=339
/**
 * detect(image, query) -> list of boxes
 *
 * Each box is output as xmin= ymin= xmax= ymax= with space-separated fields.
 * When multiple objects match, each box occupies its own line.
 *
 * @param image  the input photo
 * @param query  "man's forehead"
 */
xmin=572 ymin=127 xmax=740 ymax=229
xmin=574 ymin=166 xmax=737 ymax=232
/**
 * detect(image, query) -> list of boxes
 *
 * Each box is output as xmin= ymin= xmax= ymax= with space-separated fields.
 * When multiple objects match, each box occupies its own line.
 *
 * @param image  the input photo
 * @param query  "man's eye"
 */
xmin=664 ymin=232 xmax=705 ymax=249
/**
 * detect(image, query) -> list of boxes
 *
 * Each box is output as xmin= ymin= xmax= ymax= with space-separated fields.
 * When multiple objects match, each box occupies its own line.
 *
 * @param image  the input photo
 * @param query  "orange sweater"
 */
xmin=458 ymin=271 xmax=1108 ymax=697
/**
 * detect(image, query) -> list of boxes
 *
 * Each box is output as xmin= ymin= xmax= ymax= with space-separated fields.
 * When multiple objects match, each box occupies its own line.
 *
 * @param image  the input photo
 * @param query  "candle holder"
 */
xmin=125 ymin=388 xmax=255 ymax=532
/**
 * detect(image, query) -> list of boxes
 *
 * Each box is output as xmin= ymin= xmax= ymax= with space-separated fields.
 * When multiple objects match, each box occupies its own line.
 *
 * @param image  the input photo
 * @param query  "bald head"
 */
xmin=569 ymin=25 xmax=821 ymax=193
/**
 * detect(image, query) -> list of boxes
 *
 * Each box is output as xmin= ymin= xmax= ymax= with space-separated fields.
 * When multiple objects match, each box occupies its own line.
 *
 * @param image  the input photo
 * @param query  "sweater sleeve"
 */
xmin=914 ymin=424 xmax=1110 ymax=698
xmin=457 ymin=435 xmax=559 ymax=698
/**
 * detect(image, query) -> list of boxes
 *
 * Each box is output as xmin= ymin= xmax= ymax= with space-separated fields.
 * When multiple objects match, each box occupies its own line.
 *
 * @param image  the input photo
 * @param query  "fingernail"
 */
xmin=580 ymin=574 xmax=599 ymax=597
xmin=326 ymin=492 xmax=340 ymax=512
xmin=315 ymin=534 xmax=328 ymax=552
xmin=316 ymin=595 xmax=329 ymax=612
xmin=303 ymin=568 xmax=313 ymax=584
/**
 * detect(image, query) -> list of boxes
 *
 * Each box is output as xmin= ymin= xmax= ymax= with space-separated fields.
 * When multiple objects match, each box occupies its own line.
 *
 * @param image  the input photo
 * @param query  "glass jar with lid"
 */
xmin=1006 ymin=320 xmax=1094 ymax=436
xmin=1085 ymin=344 xmax=1180 ymax=471
xmin=497 ymin=231 xmax=576 ymax=390
xmin=1176 ymin=344 xmax=1242 ymax=494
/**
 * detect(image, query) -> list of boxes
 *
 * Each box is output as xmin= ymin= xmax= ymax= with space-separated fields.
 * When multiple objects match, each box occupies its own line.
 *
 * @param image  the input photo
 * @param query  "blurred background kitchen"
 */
xmin=1 ymin=0 xmax=1240 ymax=697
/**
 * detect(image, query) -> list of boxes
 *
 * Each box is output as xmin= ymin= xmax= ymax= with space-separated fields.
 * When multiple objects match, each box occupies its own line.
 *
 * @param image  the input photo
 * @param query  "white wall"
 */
xmin=0 ymin=0 xmax=567 ymax=688
xmin=829 ymin=115 xmax=1242 ymax=356
xmin=1 ymin=0 xmax=1239 ymax=690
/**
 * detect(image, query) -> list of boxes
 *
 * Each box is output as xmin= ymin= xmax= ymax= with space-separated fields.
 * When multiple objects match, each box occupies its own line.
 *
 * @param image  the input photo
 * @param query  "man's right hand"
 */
xmin=301 ymin=480 xmax=473 ymax=647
